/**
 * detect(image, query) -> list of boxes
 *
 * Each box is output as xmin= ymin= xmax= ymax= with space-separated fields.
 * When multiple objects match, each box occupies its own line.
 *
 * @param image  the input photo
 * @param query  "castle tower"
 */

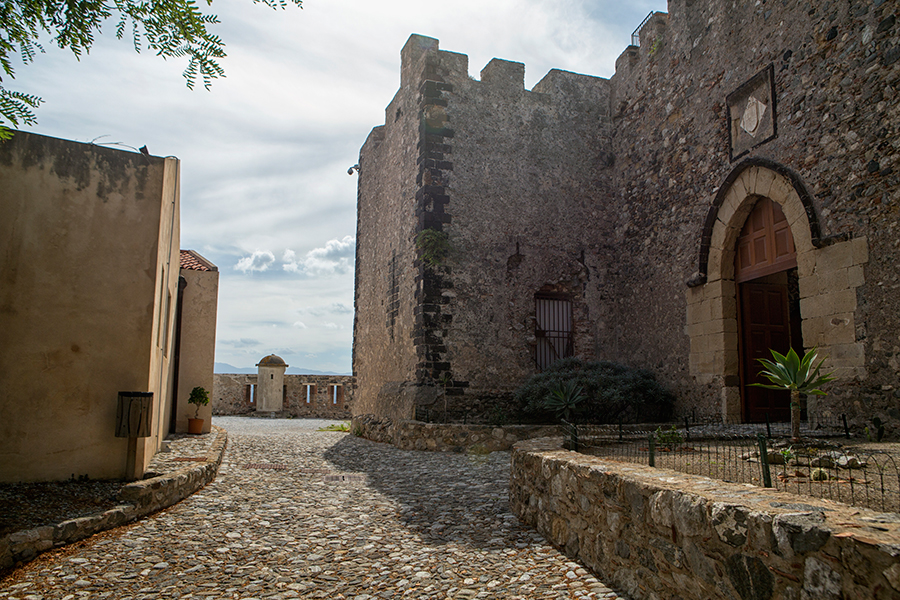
xmin=353 ymin=35 xmax=613 ymax=422
xmin=256 ymin=354 xmax=288 ymax=412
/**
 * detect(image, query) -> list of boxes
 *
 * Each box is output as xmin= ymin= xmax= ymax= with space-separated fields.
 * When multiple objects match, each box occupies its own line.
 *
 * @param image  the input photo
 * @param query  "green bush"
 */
xmin=513 ymin=358 xmax=675 ymax=424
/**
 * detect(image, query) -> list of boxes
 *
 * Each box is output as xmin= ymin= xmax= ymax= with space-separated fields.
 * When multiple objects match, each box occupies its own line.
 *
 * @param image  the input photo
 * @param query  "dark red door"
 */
xmin=740 ymin=282 xmax=791 ymax=423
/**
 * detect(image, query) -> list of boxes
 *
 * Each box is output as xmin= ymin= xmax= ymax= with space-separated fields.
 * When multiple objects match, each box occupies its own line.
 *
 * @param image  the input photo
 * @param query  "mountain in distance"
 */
xmin=214 ymin=362 xmax=351 ymax=376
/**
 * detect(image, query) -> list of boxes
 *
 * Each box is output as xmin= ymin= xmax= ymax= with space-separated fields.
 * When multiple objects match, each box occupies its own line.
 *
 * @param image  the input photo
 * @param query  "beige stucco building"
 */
xmin=174 ymin=250 xmax=219 ymax=434
xmin=0 ymin=131 xmax=217 ymax=482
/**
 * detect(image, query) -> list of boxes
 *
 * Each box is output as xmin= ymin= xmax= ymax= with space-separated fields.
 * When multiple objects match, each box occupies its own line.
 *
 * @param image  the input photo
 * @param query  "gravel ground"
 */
xmin=0 ymin=417 xmax=628 ymax=600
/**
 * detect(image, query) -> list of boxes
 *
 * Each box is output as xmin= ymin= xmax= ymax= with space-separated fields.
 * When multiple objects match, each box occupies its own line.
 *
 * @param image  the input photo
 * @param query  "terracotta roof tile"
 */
xmin=180 ymin=249 xmax=218 ymax=272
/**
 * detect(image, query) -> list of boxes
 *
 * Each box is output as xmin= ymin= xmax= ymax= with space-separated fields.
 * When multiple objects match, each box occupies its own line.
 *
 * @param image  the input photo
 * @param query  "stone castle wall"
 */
xmin=606 ymin=0 xmax=899 ymax=423
xmin=355 ymin=0 xmax=900 ymax=425
xmin=212 ymin=374 xmax=355 ymax=419
xmin=355 ymin=36 xmax=616 ymax=421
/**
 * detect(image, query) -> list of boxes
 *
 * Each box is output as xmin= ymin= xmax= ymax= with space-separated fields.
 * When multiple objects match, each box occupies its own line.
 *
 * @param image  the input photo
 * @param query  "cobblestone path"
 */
xmin=1 ymin=418 xmax=628 ymax=600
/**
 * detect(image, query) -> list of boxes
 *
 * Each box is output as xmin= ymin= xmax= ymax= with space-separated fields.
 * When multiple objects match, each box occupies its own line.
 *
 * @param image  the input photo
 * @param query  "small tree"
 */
xmin=188 ymin=386 xmax=210 ymax=418
xmin=751 ymin=347 xmax=835 ymax=442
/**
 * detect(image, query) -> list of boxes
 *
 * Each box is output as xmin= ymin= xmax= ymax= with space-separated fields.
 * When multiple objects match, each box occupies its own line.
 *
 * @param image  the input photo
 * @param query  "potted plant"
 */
xmin=187 ymin=386 xmax=210 ymax=434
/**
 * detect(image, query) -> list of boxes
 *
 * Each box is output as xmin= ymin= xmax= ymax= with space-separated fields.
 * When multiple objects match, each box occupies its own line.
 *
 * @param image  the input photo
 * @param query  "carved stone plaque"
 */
xmin=727 ymin=65 xmax=776 ymax=161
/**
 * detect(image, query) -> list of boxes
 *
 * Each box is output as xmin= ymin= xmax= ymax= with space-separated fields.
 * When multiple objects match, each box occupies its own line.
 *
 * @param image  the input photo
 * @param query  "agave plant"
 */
xmin=544 ymin=380 xmax=586 ymax=423
xmin=751 ymin=347 xmax=835 ymax=441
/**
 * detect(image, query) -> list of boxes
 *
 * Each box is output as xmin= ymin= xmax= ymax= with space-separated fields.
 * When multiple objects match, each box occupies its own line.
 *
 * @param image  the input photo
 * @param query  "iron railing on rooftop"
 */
xmin=631 ymin=12 xmax=655 ymax=47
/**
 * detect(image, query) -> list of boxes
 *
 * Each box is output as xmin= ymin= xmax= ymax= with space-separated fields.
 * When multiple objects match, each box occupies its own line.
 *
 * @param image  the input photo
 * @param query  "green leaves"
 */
xmin=0 ymin=0 xmax=303 ymax=137
xmin=0 ymin=86 xmax=41 ymax=139
xmin=514 ymin=357 xmax=676 ymax=424
xmin=751 ymin=347 xmax=835 ymax=395
xmin=544 ymin=380 xmax=586 ymax=422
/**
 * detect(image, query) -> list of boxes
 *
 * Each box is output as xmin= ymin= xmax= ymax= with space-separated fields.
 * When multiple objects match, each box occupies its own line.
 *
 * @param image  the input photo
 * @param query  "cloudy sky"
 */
xmin=12 ymin=0 xmax=667 ymax=373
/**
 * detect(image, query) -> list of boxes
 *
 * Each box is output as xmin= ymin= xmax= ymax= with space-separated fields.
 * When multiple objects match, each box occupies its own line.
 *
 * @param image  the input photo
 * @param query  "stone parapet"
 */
xmin=511 ymin=436 xmax=900 ymax=600
xmin=351 ymin=414 xmax=559 ymax=452
xmin=0 ymin=426 xmax=227 ymax=573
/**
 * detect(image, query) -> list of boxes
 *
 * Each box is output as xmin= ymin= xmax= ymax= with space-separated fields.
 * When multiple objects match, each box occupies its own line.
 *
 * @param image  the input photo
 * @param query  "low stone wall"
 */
xmin=351 ymin=414 xmax=560 ymax=452
xmin=511 ymin=437 xmax=900 ymax=600
xmin=0 ymin=427 xmax=227 ymax=572
xmin=213 ymin=373 xmax=355 ymax=419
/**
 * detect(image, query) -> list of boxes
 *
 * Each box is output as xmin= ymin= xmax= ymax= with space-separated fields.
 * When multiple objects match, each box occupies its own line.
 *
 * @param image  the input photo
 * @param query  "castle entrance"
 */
xmin=734 ymin=197 xmax=801 ymax=422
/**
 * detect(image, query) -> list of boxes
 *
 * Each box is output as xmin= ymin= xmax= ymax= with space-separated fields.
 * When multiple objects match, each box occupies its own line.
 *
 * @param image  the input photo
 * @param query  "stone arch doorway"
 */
xmin=685 ymin=159 xmax=868 ymax=423
xmin=734 ymin=197 xmax=802 ymax=422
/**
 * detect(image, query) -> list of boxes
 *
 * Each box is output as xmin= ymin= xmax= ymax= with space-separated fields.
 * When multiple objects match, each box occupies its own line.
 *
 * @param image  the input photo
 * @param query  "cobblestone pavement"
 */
xmin=0 ymin=417 xmax=629 ymax=600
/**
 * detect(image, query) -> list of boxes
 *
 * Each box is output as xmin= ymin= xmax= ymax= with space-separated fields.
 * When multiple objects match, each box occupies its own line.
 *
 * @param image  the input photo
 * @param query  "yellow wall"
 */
xmin=0 ymin=132 xmax=179 ymax=482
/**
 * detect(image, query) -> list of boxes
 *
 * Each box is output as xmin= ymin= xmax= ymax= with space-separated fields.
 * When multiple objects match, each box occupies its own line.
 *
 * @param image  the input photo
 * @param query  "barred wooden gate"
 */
xmin=534 ymin=295 xmax=574 ymax=371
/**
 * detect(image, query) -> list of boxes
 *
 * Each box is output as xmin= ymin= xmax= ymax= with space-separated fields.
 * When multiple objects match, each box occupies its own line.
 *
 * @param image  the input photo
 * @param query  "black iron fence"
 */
xmin=562 ymin=419 xmax=900 ymax=514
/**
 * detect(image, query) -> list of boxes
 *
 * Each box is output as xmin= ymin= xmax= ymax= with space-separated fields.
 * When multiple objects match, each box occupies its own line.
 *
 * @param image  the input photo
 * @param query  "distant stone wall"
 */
xmin=351 ymin=414 xmax=559 ymax=452
xmin=511 ymin=436 xmax=900 ymax=600
xmin=213 ymin=374 xmax=355 ymax=419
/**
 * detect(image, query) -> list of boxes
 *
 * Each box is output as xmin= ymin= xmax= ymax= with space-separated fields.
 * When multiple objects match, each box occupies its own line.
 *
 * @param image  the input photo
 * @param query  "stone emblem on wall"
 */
xmin=727 ymin=64 xmax=776 ymax=161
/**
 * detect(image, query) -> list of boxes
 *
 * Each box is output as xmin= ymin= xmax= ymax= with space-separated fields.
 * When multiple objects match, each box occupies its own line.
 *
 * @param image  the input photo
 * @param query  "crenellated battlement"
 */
xmin=392 ymin=34 xmax=610 ymax=120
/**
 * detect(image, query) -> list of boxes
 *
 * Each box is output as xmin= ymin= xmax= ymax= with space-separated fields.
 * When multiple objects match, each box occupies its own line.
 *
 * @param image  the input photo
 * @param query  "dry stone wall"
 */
xmin=511 ymin=436 xmax=900 ymax=600
xmin=351 ymin=414 xmax=560 ymax=452
xmin=212 ymin=374 xmax=355 ymax=419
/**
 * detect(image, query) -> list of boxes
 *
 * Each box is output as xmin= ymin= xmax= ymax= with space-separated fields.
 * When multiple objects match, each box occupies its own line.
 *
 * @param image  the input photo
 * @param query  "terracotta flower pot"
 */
xmin=188 ymin=417 xmax=204 ymax=435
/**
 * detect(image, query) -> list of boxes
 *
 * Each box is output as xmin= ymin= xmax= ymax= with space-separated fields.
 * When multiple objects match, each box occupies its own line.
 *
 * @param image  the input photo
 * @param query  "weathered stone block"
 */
xmin=850 ymin=236 xmax=868 ymax=266
xmin=726 ymin=553 xmax=774 ymax=600
xmin=801 ymin=316 xmax=824 ymax=346
xmin=829 ymin=342 xmax=865 ymax=364
xmin=820 ymin=313 xmax=855 ymax=345
xmin=711 ymin=502 xmax=750 ymax=547
xmin=817 ymin=267 xmax=849 ymax=292
xmin=801 ymin=557 xmax=842 ymax=600
xmin=847 ymin=264 xmax=865 ymax=288
xmin=797 ymin=250 xmax=816 ymax=278
xmin=773 ymin=512 xmax=830 ymax=556
xmin=797 ymin=274 xmax=818 ymax=298
xmin=816 ymin=244 xmax=854 ymax=273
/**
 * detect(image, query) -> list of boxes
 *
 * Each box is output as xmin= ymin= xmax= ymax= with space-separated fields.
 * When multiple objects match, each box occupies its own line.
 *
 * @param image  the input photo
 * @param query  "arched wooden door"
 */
xmin=735 ymin=197 xmax=800 ymax=423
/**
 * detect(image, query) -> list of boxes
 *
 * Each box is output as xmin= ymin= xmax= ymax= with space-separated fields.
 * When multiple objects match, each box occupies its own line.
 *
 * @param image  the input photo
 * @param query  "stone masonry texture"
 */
xmin=353 ymin=0 xmax=900 ymax=428
xmin=511 ymin=436 xmax=900 ymax=600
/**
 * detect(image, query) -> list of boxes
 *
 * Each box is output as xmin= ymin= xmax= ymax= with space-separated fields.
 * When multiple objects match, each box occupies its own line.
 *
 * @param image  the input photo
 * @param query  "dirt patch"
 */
xmin=0 ymin=480 xmax=123 ymax=537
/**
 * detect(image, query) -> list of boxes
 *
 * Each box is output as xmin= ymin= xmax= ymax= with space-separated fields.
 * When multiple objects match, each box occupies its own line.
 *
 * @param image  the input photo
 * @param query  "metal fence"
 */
xmin=563 ymin=420 xmax=900 ymax=514
xmin=631 ymin=12 xmax=655 ymax=47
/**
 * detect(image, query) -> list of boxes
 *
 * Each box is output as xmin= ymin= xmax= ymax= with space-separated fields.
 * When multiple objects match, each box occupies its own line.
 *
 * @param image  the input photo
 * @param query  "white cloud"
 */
xmin=300 ymin=302 xmax=353 ymax=316
xmin=283 ymin=236 xmax=355 ymax=276
xmin=324 ymin=322 xmax=340 ymax=330
xmin=293 ymin=321 xmax=308 ymax=329
xmin=235 ymin=250 xmax=276 ymax=273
